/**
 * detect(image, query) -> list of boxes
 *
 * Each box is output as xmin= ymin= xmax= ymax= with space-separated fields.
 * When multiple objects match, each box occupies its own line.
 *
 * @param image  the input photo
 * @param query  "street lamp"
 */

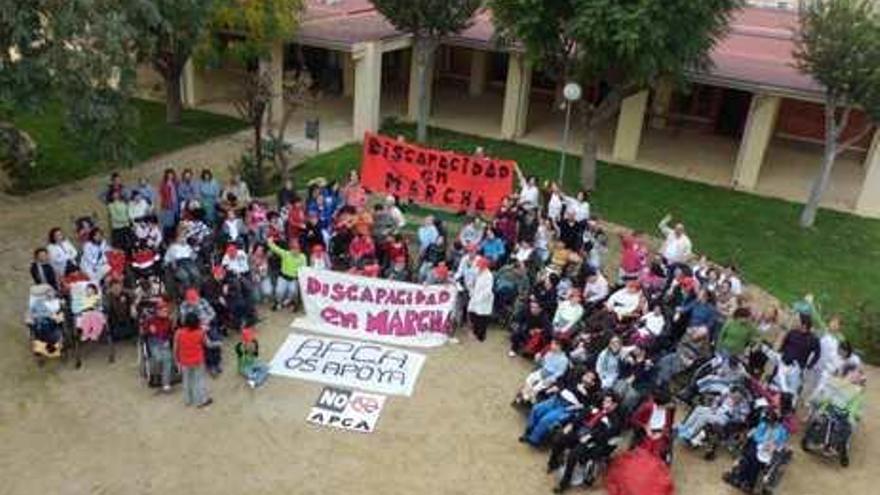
xmin=559 ymin=82 xmax=582 ymax=184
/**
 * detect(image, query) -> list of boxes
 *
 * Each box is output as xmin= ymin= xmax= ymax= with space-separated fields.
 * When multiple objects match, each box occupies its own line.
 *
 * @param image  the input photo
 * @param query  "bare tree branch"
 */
xmin=836 ymin=123 xmax=875 ymax=156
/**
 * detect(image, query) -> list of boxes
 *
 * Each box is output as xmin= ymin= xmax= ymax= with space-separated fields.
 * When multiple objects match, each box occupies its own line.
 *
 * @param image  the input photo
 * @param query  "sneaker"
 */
xmin=448 ymin=337 xmax=460 ymax=345
xmin=161 ymin=385 xmax=172 ymax=393
xmin=508 ymin=350 xmax=517 ymax=358
xmin=197 ymin=398 xmax=214 ymax=409
xmin=247 ymin=379 xmax=256 ymax=389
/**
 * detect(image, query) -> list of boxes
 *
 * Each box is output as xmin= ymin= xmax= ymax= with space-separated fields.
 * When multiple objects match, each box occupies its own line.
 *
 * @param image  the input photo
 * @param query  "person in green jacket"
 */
xmin=717 ymin=307 xmax=758 ymax=356
xmin=107 ymin=190 xmax=132 ymax=251
xmin=267 ymin=238 xmax=307 ymax=311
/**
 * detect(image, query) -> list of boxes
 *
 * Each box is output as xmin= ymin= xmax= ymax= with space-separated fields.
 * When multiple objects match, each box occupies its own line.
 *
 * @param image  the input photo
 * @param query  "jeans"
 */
xmin=525 ymin=397 xmax=571 ymax=445
xmin=242 ymin=363 xmax=270 ymax=387
xmin=181 ymin=365 xmax=209 ymax=406
xmin=148 ymin=337 xmax=173 ymax=388
xmin=274 ymin=276 xmax=299 ymax=305
xmin=251 ymin=276 xmax=274 ymax=304
xmin=679 ymin=405 xmax=727 ymax=441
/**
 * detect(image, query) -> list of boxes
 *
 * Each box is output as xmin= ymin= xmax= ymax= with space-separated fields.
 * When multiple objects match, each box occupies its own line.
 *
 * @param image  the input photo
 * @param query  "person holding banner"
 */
xmin=467 ymin=256 xmax=494 ymax=342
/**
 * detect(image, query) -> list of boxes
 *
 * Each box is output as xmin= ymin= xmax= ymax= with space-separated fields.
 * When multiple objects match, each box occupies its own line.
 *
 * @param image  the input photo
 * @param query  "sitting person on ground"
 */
xmin=235 ymin=327 xmax=269 ymax=389
xmin=509 ymin=298 xmax=552 ymax=358
xmin=514 ymin=339 xmax=570 ymax=405
xmin=520 ymin=370 xmax=601 ymax=446
xmin=552 ymin=290 xmax=585 ymax=339
xmin=547 ymin=391 xmax=623 ymax=493
xmin=605 ymin=281 xmax=646 ymax=322
xmin=595 ymin=336 xmax=624 ymax=390
xmin=582 ymin=270 xmax=609 ymax=310
xmin=633 ymin=304 xmax=666 ymax=347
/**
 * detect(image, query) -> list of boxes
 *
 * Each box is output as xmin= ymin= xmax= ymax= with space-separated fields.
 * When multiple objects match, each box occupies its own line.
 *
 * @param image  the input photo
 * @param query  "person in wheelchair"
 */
xmin=723 ymin=409 xmax=791 ymax=493
xmin=513 ymin=339 xmax=570 ymax=406
xmin=547 ymin=391 xmax=623 ymax=493
xmin=26 ymin=284 xmax=65 ymax=358
xmin=676 ymin=387 xmax=751 ymax=450
xmin=164 ymin=231 xmax=201 ymax=291
xmin=803 ymin=363 xmax=865 ymax=466
xmin=519 ymin=369 xmax=601 ymax=446
xmin=676 ymin=353 xmax=749 ymax=405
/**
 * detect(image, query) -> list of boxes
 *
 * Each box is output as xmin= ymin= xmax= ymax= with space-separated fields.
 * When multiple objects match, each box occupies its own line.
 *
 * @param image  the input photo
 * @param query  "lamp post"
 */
xmin=558 ymin=82 xmax=582 ymax=184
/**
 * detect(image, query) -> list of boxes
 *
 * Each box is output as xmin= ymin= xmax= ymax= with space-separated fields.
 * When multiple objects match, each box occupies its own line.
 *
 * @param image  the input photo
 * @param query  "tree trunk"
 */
xmin=253 ymin=117 xmax=265 ymax=193
xmin=799 ymin=99 xmax=838 ymax=228
xmin=415 ymin=39 xmax=435 ymax=143
xmin=580 ymin=124 xmax=599 ymax=191
xmin=164 ymin=71 xmax=183 ymax=125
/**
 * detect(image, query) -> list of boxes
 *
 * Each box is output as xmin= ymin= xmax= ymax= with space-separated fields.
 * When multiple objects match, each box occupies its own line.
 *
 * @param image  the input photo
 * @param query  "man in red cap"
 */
xmin=385 ymin=254 xmax=410 ymax=281
xmin=235 ymin=326 xmax=269 ymax=389
xmin=221 ymin=243 xmax=249 ymax=276
xmin=467 ymin=256 xmax=494 ymax=342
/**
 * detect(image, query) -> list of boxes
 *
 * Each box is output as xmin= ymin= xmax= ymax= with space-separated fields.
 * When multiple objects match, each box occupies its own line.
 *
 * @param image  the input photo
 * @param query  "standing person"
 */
xmin=143 ymin=299 xmax=174 ymax=392
xmin=777 ymin=315 xmax=821 ymax=372
xmin=46 ymin=227 xmax=79 ymax=278
xmin=277 ymin=178 xmax=297 ymax=210
xmin=222 ymin=174 xmax=251 ymax=206
xmin=107 ymin=190 xmax=132 ymax=251
xmin=658 ymin=214 xmax=693 ymax=269
xmin=515 ymin=165 xmax=540 ymax=211
xmin=31 ymin=248 xmax=59 ymax=291
xmin=341 ymin=170 xmax=367 ymax=209
xmin=198 ymin=169 xmax=221 ymax=225
xmin=467 ymin=256 xmax=494 ymax=342
xmin=174 ymin=313 xmax=216 ymax=408
xmin=417 ymin=215 xmax=440 ymax=254
xmin=546 ymin=182 xmax=564 ymax=225
xmin=132 ymin=177 xmax=157 ymax=207
xmin=127 ymin=190 xmax=152 ymax=223
xmin=177 ymin=169 xmax=198 ymax=212
xmin=98 ymin=172 xmax=128 ymax=204
xmin=267 ymin=238 xmax=307 ymax=311
xmin=158 ymin=168 xmax=179 ymax=239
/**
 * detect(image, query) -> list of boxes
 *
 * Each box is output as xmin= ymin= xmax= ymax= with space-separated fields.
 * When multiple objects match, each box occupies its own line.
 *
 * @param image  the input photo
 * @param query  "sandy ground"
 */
xmin=0 ymin=135 xmax=878 ymax=495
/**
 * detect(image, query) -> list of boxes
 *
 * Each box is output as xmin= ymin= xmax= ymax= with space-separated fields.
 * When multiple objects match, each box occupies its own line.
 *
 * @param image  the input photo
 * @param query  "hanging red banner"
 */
xmin=360 ymin=132 xmax=515 ymax=212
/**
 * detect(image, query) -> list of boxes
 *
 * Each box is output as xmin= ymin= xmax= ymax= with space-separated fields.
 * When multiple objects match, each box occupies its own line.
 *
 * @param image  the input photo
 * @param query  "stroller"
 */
xmin=68 ymin=280 xmax=114 ymax=367
xmin=25 ymin=284 xmax=67 ymax=365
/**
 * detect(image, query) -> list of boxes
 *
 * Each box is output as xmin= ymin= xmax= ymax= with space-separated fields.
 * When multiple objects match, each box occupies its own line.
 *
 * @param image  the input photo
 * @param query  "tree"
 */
xmin=372 ymin=0 xmax=481 ymax=143
xmin=1 ymin=0 xmax=143 ymax=181
xmin=794 ymin=0 xmax=880 ymax=228
xmin=266 ymin=71 xmax=320 ymax=183
xmin=490 ymin=0 xmax=741 ymax=191
xmin=201 ymin=0 xmax=303 ymax=192
xmin=129 ymin=0 xmax=218 ymax=124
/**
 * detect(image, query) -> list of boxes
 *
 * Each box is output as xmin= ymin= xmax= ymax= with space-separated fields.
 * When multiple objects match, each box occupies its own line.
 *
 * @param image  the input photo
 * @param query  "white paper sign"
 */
xmin=306 ymin=386 xmax=386 ymax=434
xmin=269 ymin=333 xmax=426 ymax=396
xmin=294 ymin=267 xmax=457 ymax=348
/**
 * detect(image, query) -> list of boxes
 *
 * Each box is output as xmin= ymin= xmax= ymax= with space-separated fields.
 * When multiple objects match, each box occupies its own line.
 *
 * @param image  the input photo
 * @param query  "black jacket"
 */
xmin=30 ymin=262 xmax=58 ymax=291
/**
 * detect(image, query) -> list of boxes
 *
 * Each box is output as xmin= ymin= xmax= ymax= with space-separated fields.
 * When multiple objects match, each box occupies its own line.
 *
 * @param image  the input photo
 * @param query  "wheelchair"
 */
xmin=801 ymin=404 xmax=853 ymax=467
xmin=724 ymin=443 xmax=792 ymax=495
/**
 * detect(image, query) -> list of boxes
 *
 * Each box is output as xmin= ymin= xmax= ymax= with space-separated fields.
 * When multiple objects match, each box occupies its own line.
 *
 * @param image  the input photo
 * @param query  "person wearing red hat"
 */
xmin=309 ymin=243 xmax=332 ymax=270
xmin=385 ymin=254 xmax=410 ymax=282
xmin=174 ymin=312 xmax=218 ymax=408
xmin=143 ymin=299 xmax=174 ymax=392
xmin=467 ymin=256 xmax=494 ymax=342
xmin=235 ymin=327 xmax=269 ymax=389
xmin=178 ymin=287 xmax=221 ymax=375
xmin=426 ymin=262 xmax=450 ymax=285
xmin=221 ymin=243 xmax=249 ymax=276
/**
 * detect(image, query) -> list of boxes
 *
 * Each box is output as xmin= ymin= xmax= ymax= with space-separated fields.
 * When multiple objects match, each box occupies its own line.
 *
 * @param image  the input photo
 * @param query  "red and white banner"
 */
xmin=293 ymin=267 xmax=458 ymax=348
xmin=360 ymin=132 xmax=515 ymax=212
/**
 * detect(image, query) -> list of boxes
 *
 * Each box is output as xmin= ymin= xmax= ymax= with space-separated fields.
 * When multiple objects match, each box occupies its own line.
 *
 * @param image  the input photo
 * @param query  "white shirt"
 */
xmin=661 ymin=232 xmax=692 ymax=264
xmin=606 ymin=288 xmax=642 ymax=318
xmin=128 ymin=199 xmax=151 ymax=221
xmin=47 ymin=240 xmax=78 ymax=276
xmin=164 ymin=242 xmax=194 ymax=264
xmin=455 ymin=256 xmax=479 ymax=292
xmin=553 ymin=301 xmax=584 ymax=333
xmin=583 ymin=274 xmax=609 ymax=303
xmin=519 ymin=184 xmax=539 ymax=208
xmin=222 ymin=252 xmax=250 ymax=275
xmin=547 ymin=193 xmax=563 ymax=222
xmin=467 ymin=270 xmax=495 ymax=315
xmin=389 ymin=206 xmax=406 ymax=229
xmin=639 ymin=312 xmax=666 ymax=337
xmin=81 ymin=241 xmax=109 ymax=281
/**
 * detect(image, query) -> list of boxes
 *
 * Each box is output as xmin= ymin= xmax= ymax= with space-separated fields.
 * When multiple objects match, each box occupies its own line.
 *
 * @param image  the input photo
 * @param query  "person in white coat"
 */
xmin=467 ymin=257 xmax=495 ymax=342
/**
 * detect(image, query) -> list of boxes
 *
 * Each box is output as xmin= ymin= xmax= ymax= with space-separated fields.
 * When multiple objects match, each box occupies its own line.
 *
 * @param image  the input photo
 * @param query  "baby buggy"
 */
xmin=801 ymin=374 xmax=862 ymax=467
xmin=25 ymin=284 xmax=67 ymax=365
xmin=68 ymin=280 xmax=115 ymax=368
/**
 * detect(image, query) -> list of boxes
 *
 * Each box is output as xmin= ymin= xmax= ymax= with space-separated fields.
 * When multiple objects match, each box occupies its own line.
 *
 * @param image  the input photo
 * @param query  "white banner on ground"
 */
xmin=269 ymin=333 xmax=426 ymax=396
xmin=293 ymin=267 xmax=457 ymax=348
xmin=306 ymin=386 xmax=386 ymax=434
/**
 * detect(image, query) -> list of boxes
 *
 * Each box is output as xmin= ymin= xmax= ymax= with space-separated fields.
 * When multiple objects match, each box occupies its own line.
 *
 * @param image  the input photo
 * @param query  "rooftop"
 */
xmin=296 ymin=1 xmax=820 ymax=97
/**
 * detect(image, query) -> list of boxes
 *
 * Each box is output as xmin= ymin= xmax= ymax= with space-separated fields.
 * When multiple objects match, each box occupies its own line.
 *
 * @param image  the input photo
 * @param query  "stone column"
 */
xmin=341 ymin=51 xmax=355 ymax=97
xmin=855 ymin=130 xmax=880 ymax=217
xmin=500 ymin=52 xmax=532 ymax=139
xmin=732 ymin=94 xmax=781 ymax=190
xmin=353 ymin=41 xmax=383 ymax=140
xmin=612 ymin=90 xmax=649 ymax=162
xmin=469 ymin=49 xmax=488 ymax=97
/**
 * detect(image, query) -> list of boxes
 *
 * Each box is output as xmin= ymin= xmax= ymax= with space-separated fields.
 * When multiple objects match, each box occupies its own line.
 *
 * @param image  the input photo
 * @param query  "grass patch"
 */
xmin=297 ymin=121 xmax=880 ymax=361
xmin=6 ymin=98 xmax=247 ymax=192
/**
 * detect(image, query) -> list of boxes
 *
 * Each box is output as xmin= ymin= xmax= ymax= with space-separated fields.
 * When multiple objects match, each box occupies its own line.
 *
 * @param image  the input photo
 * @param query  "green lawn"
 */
xmin=6 ymin=98 xmax=247 ymax=192
xmin=297 ymin=122 xmax=880 ymax=360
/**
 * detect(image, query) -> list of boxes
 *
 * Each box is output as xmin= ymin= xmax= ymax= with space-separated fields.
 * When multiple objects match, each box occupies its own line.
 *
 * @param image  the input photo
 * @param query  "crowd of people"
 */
xmin=24 ymin=154 xmax=868 ymax=492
